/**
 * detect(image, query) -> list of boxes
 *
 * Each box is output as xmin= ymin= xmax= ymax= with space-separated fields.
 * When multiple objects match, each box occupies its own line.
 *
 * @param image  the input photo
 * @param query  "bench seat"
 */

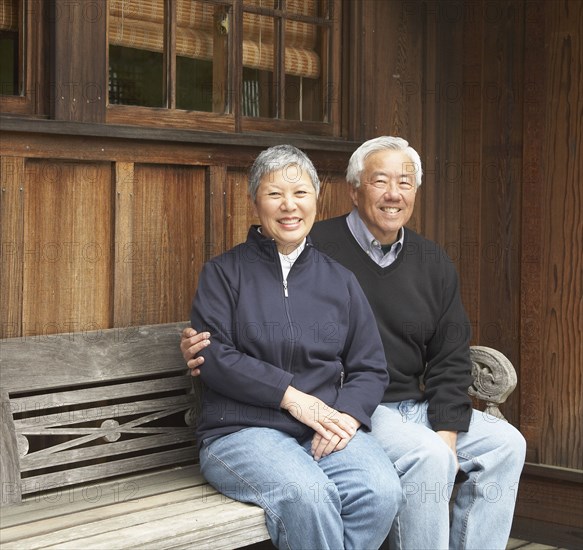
xmin=1 ymin=464 xmax=268 ymax=549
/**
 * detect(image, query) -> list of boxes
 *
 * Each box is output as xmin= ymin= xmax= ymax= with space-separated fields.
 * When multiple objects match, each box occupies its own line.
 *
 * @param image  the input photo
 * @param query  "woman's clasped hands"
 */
xmin=280 ymin=386 xmax=361 ymax=460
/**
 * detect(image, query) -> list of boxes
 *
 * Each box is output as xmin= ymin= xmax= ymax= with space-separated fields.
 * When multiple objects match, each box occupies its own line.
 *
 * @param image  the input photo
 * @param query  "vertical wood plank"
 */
xmin=439 ymin=2 xmax=463 ymax=261
xmin=212 ymin=5 xmax=229 ymax=114
xmin=207 ymin=165 xmax=227 ymax=259
xmin=520 ymin=0 xmax=546 ymax=461
xmin=342 ymin=0 xmax=364 ymax=140
xmin=52 ymin=0 xmax=106 ymax=122
xmin=420 ymin=0 xmax=438 ymax=242
xmin=539 ymin=0 xmax=583 ymax=470
xmin=0 ymin=157 xmax=25 ymax=338
xmin=459 ymin=0 xmax=484 ymax=344
xmin=357 ymin=0 xmax=424 ymax=232
xmin=130 ymin=165 xmax=205 ymax=325
xmin=317 ymin=173 xmax=352 ymax=222
xmin=226 ymin=168 xmax=256 ymax=250
xmin=478 ymin=0 xmax=523 ymax=377
xmin=328 ymin=0 xmax=342 ymax=136
xmin=21 ymin=160 xmax=113 ymax=336
xmin=113 ymin=162 xmax=135 ymax=328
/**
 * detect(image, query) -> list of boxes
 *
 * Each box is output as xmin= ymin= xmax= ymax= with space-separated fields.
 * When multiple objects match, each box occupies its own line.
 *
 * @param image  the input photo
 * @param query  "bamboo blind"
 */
xmin=0 ymin=0 xmax=17 ymax=31
xmin=109 ymin=0 xmax=321 ymax=78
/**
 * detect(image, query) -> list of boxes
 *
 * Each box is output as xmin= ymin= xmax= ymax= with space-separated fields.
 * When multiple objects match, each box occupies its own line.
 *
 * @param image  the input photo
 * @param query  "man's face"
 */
xmin=349 ymin=149 xmax=418 ymax=244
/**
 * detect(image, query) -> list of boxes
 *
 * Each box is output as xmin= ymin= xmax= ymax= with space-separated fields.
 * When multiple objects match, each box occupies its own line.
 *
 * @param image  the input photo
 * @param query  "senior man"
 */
xmin=182 ymin=136 xmax=526 ymax=549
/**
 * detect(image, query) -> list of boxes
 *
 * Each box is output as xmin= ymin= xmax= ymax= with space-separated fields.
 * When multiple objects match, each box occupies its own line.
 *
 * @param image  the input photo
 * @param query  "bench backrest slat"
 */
xmin=0 ymin=324 xmax=189 ymax=392
xmin=20 ymin=430 xmax=195 ymax=472
xmin=20 ymin=447 xmax=197 ymax=495
xmin=14 ymin=394 xmax=193 ymax=429
xmin=10 ymin=375 xmax=192 ymax=412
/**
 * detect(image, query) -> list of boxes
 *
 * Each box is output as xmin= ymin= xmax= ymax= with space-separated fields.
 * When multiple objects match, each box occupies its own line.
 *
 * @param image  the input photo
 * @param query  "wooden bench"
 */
xmin=0 ymin=322 xmax=517 ymax=549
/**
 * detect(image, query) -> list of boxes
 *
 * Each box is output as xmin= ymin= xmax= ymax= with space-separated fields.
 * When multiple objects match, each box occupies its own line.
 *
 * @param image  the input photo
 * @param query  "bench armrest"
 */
xmin=468 ymin=346 xmax=517 ymax=421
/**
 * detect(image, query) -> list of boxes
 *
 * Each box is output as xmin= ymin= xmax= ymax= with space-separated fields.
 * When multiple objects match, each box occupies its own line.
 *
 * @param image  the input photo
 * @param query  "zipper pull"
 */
xmin=340 ymin=371 xmax=344 ymax=388
xmin=283 ymin=280 xmax=288 ymax=297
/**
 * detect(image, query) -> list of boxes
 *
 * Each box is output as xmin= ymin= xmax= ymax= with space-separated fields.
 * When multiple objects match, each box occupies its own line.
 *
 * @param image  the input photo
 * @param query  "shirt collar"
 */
xmin=346 ymin=208 xmax=404 ymax=260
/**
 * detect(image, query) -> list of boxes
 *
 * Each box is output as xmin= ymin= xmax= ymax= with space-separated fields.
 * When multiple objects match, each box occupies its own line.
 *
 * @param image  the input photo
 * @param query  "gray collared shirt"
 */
xmin=346 ymin=209 xmax=404 ymax=267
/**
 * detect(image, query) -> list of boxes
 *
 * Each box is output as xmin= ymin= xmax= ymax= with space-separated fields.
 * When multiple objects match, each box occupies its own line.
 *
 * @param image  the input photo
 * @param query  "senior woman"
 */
xmin=190 ymin=145 xmax=400 ymax=550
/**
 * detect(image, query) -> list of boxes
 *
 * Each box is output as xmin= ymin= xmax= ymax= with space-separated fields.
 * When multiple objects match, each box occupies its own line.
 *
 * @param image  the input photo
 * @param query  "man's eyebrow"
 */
xmin=369 ymin=170 xmax=414 ymax=179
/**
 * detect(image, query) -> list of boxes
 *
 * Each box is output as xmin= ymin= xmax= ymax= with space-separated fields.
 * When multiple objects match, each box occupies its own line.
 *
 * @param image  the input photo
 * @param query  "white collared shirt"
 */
xmin=279 ymin=239 xmax=306 ymax=281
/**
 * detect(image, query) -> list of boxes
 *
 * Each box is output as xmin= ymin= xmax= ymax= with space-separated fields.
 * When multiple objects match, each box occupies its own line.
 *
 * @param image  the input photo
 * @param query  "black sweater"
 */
xmin=310 ymin=215 xmax=473 ymax=432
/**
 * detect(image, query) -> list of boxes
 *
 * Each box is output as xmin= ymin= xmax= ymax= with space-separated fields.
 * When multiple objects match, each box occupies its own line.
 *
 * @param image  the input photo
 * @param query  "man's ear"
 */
xmin=348 ymin=184 xmax=359 ymax=207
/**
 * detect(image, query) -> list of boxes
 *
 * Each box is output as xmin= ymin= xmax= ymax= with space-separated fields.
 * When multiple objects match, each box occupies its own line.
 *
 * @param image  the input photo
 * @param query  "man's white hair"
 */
xmin=346 ymin=136 xmax=423 ymax=189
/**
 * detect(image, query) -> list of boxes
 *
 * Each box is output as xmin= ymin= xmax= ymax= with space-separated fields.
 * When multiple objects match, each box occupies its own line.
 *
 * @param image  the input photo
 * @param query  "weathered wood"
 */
xmin=11 ymin=375 xmax=191 ymax=413
xmin=0 ymin=323 xmax=188 ymax=392
xmin=0 ymin=391 xmax=21 ymax=505
xmin=0 ymin=157 xmax=25 ymax=340
xmin=0 ymin=466 xmax=207 ymax=526
xmin=0 ymin=465 xmax=269 ymax=549
xmin=113 ymin=161 xmax=135 ymax=328
xmin=20 ymin=431 xmax=195 ymax=471
xmin=0 ymin=322 xmax=272 ymax=549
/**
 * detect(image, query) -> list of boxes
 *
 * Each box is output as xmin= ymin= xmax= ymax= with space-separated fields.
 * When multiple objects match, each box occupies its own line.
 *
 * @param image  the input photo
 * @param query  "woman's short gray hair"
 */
xmin=346 ymin=136 xmax=423 ymax=189
xmin=248 ymin=144 xmax=320 ymax=200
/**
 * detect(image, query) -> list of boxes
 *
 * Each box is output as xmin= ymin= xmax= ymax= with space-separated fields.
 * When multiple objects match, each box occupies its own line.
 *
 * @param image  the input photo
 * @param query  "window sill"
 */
xmin=0 ymin=115 xmax=358 ymax=153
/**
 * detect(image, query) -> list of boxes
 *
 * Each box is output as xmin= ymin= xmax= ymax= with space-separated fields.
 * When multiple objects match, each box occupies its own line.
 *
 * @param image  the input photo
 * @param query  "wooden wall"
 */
xmin=0 ymin=134 xmax=352 ymax=339
xmin=356 ymin=0 xmax=582 ymax=545
xmin=0 ymin=0 xmax=581 ymax=545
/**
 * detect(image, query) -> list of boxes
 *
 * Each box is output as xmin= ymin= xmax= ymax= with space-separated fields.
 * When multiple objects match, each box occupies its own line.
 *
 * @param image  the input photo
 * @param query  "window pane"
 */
xmin=176 ymin=1 xmax=228 ymax=113
xmin=0 ymin=0 xmax=19 ymax=95
xmin=108 ymin=0 xmax=164 ymax=107
xmin=286 ymin=0 xmax=321 ymax=16
xmin=176 ymin=57 xmax=213 ymax=111
xmin=241 ymin=1 xmax=328 ymax=122
xmin=243 ymin=67 xmax=275 ymax=117
xmin=284 ymin=22 xmax=323 ymax=121
xmin=242 ymin=11 xmax=276 ymax=118
xmin=109 ymin=46 xmax=164 ymax=107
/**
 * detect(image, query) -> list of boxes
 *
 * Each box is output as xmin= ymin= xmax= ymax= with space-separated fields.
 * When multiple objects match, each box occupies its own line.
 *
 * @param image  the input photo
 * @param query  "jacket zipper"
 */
xmin=275 ymin=242 xmax=311 ymax=372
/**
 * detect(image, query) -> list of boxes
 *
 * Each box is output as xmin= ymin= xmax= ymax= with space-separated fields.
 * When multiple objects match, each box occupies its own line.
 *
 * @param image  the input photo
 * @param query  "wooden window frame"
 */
xmin=0 ymin=0 xmax=48 ymax=116
xmin=239 ymin=0 xmax=341 ymax=136
xmin=105 ymin=0 xmax=341 ymax=137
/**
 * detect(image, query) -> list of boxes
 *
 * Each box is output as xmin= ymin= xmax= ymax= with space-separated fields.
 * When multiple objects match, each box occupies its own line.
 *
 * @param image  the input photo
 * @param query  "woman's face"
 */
xmin=253 ymin=164 xmax=317 ymax=254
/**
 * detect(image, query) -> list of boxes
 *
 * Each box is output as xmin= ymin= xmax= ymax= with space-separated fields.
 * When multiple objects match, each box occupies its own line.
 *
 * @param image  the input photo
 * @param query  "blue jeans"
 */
xmin=200 ymin=427 xmax=401 ymax=550
xmin=371 ymin=401 xmax=527 ymax=550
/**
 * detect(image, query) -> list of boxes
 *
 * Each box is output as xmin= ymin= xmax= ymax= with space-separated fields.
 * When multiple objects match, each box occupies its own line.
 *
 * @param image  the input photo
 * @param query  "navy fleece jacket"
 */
xmin=191 ymin=226 xmax=389 ymax=445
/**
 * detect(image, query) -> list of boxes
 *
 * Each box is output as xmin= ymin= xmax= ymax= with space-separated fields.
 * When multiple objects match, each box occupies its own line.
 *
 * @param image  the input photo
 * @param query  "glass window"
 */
xmin=241 ymin=0 xmax=330 ymax=122
xmin=108 ymin=0 xmax=228 ymax=113
xmin=0 ymin=0 xmax=20 ymax=96
xmin=106 ymin=0 xmax=337 ymax=131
